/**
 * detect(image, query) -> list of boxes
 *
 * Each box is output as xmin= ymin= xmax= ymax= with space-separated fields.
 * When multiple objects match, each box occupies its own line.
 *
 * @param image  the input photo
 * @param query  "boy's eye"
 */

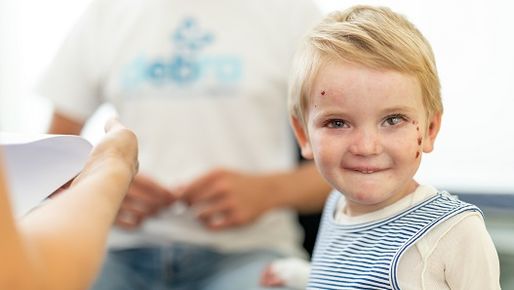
xmin=383 ymin=114 xmax=407 ymax=126
xmin=326 ymin=119 xmax=348 ymax=128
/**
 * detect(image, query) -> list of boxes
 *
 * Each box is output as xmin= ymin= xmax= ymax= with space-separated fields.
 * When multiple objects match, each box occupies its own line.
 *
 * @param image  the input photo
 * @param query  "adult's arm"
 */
xmin=47 ymin=111 xmax=85 ymax=135
xmin=48 ymin=111 xmax=175 ymax=230
xmin=0 ymin=119 xmax=138 ymax=290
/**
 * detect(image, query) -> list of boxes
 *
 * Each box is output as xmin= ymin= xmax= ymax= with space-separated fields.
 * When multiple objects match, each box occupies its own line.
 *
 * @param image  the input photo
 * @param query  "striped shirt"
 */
xmin=308 ymin=191 xmax=481 ymax=290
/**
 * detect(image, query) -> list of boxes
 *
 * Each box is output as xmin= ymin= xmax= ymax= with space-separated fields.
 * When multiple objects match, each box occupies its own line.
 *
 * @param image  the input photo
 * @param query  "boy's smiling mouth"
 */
xmin=345 ymin=166 xmax=387 ymax=174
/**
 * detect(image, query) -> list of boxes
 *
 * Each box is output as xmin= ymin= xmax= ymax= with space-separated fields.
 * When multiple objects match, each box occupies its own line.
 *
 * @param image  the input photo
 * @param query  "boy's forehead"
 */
xmin=316 ymin=62 xmax=418 ymax=89
xmin=309 ymin=61 xmax=424 ymax=111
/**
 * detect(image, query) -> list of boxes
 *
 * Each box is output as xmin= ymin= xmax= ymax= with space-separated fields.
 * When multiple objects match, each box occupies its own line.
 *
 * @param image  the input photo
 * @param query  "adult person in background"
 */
xmin=0 ymin=119 xmax=138 ymax=290
xmin=39 ymin=0 xmax=331 ymax=289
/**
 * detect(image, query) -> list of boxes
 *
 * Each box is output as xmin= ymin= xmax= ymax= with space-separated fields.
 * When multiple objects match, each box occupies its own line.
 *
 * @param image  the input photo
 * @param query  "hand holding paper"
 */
xmin=0 ymin=132 xmax=92 ymax=216
xmin=0 ymin=119 xmax=139 ymax=290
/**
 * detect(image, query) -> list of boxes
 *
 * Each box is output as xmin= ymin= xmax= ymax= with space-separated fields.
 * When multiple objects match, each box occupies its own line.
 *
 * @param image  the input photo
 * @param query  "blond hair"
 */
xmin=289 ymin=5 xmax=442 ymax=124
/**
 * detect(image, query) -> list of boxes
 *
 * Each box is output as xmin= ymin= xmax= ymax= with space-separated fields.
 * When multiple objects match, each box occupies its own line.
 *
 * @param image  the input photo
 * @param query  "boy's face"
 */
xmin=292 ymin=61 xmax=441 ymax=216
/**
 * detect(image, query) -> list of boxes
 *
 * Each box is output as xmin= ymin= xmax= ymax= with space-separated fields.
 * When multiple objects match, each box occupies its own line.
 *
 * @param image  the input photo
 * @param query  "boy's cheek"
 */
xmin=306 ymin=132 xmax=327 ymax=158
xmin=407 ymin=135 xmax=424 ymax=160
xmin=310 ymin=140 xmax=336 ymax=167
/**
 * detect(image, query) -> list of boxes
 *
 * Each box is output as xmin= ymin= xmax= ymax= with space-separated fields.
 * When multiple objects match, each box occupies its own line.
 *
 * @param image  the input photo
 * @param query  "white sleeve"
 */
xmin=36 ymin=0 xmax=106 ymax=121
xmin=440 ymin=213 xmax=501 ymax=290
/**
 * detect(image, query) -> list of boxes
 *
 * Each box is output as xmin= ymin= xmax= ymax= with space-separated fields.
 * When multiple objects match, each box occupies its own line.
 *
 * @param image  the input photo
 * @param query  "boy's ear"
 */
xmin=291 ymin=116 xmax=314 ymax=160
xmin=423 ymin=113 xmax=442 ymax=153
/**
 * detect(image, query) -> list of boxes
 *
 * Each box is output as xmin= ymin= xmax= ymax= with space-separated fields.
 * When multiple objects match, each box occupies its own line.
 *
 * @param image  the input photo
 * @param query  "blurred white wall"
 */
xmin=1 ymin=0 xmax=513 ymax=193
xmin=0 ymin=0 xmax=92 ymax=132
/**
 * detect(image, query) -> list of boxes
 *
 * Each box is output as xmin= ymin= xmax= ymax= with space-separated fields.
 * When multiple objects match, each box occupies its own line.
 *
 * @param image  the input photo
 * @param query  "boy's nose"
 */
xmin=348 ymin=129 xmax=382 ymax=156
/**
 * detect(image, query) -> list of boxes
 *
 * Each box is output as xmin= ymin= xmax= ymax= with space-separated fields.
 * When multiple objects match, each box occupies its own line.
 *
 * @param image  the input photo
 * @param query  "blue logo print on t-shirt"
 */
xmin=121 ymin=18 xmax=242 ymax=88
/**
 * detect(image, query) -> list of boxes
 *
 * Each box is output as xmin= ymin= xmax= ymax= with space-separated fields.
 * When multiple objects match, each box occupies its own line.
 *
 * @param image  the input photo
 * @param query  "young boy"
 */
xmin=287 ymin=5 xmax=500 ymax=290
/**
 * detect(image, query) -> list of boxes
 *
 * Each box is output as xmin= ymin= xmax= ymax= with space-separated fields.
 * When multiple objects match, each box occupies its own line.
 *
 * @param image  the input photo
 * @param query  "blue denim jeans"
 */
xmin=90 ymin=243 xmax=291 ymax=290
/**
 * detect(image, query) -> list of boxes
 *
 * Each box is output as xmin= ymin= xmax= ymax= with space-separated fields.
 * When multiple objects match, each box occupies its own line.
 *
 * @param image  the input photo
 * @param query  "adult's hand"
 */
xmin=114 ymin=173 xmax=177 ymax=229
xmin=74 ymin=118 xmax=139 ymax=184
xmin=0 ymin=119 xmax=140 ymax=290
xmin=49 ymin=118 xmax=138 ymax=199
xmin=181 ymin=168 xmax=276 ymax=230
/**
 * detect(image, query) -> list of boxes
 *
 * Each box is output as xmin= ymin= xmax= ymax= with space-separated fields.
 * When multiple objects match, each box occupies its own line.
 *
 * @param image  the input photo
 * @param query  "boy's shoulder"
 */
xmin=415 ymin=209 xmax=484 ymax=252
xmin=408 ymin=191 xmax=488 ymax=254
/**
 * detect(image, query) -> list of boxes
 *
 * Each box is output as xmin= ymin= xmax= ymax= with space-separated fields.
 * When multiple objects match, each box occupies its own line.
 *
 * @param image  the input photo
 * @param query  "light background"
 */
xmin=1 ymin=0 xmax=513 ymax=194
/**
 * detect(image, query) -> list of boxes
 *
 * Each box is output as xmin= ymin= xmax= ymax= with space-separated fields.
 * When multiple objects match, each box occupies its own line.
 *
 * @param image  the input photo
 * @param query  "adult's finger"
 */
xmin=181 ymin=169 xmax=229 ymax=205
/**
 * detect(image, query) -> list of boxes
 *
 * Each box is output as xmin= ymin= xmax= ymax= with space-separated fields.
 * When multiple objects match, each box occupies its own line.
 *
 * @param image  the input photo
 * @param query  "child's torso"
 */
xmin=308 ymin=186 xmax=482 ymax=290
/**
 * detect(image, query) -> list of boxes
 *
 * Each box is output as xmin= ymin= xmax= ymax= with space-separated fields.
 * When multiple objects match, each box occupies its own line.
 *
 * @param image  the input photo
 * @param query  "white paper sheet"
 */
xmin=0 ymin=133 xmax=92 ymax=217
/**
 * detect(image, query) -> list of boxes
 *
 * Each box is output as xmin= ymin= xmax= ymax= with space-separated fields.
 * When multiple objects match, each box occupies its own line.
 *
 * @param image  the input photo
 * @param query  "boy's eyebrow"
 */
xmin=380 ymin=106 xmax=417 ymax=115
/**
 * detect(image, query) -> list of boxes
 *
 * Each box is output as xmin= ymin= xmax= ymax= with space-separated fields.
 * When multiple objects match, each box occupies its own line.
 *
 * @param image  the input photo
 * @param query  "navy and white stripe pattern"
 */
xmin=308 ymin=191 xmax=481 ymax=290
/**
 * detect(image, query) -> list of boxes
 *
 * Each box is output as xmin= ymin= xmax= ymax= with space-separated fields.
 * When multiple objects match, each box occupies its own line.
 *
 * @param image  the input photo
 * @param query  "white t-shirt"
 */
xmin=38 ymin=0 xmax=322 ymax=256
xmin=334 ymin=185 xmax=501 ymax=289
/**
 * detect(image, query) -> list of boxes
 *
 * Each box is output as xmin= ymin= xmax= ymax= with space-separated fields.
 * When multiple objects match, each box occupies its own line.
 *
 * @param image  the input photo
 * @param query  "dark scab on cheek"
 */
xmin=417 ymin=137 xmax=422 ymax=146
xmin=416 ymin=151 xmax=420 ymax=159
xmin=321 ymin=90 xmax=326 ymax=96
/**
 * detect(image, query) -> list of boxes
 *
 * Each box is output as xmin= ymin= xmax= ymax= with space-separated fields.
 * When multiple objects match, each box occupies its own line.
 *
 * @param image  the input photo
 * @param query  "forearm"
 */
xmin=18 ymin=157 xmax=134 ymax=290
xmin=266 ymin=162 xmax=331 ymax=213
xmin=47 ymin=111 xmax=84 ymax=135
xmin=0 ymin=156 xmax=40 ymax=289
xmin=0 ymin=119 xmax=137 ymax=289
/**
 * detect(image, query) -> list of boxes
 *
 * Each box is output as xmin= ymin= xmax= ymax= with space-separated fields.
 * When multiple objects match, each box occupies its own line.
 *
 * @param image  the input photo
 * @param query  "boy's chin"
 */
xmin=339 ymin=183 xmax=416 ymax=211
xmin=333 ymin=179 xmax=386 ymax=197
